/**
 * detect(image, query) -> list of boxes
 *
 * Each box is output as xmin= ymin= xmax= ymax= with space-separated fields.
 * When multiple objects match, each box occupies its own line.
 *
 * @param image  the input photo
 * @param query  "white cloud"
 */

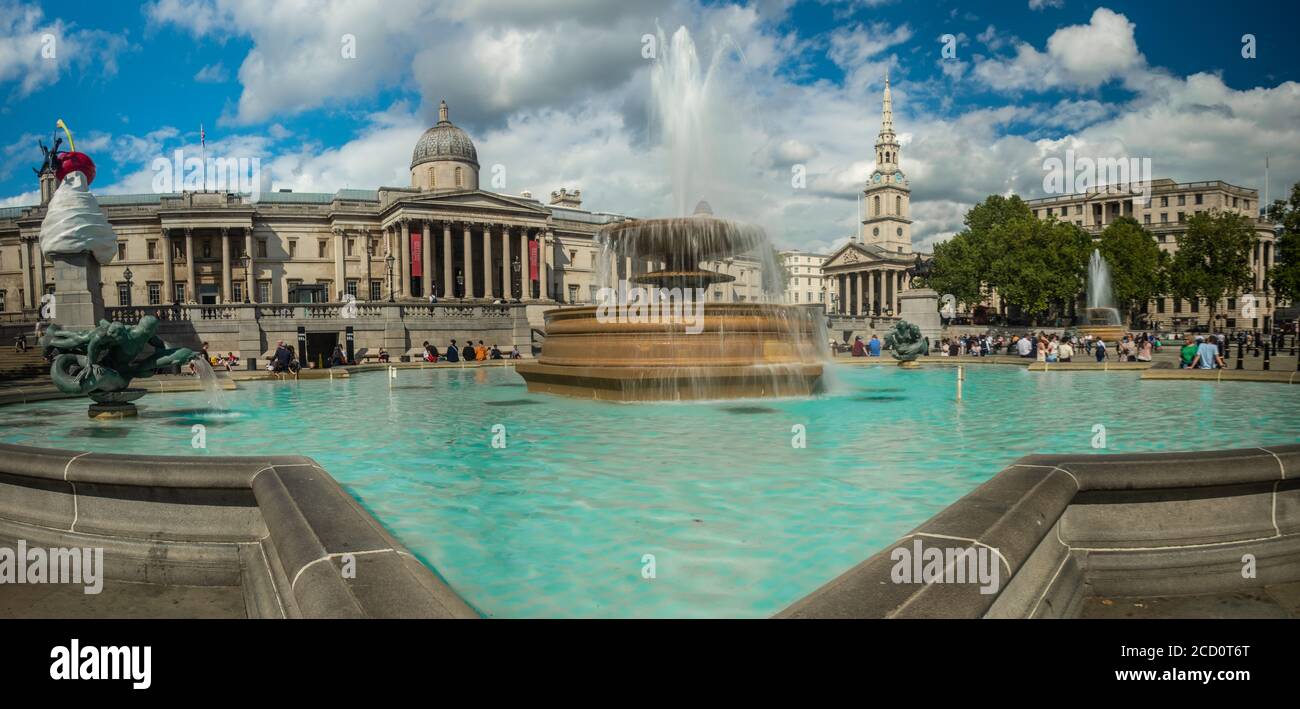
xmin=974 ymin=8 xmax=1143 ymax=91
xmin=1029 ymin=0 xmax=1064 ymax=10
xmin=194 ymin=62 xmax=228 ymax=83
xmin=0 ymin=1 xmax=130 ymax=99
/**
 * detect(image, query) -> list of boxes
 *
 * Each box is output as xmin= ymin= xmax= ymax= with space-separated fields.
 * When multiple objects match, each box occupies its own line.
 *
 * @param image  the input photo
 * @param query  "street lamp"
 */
xmin=511 ymin=256 xmax=521 ymax=300
xmin=240 ymin=253 xmax=251 ymax=303
xmin=122 ymin=266 xmax=133 ymax=307
xmin=385 ymin=253 xmax=395 ymax=302
xmin=456 ymin=270 xmax=465 ymax=299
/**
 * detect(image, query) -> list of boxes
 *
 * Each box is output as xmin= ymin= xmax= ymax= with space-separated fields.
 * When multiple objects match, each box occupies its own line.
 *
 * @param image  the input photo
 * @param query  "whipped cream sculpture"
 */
xmin=38 ymin=134 xmax=116 ymax=265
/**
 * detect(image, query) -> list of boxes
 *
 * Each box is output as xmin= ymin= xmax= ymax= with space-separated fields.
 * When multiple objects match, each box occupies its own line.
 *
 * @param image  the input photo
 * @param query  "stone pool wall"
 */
xmin=0 ymin=443 xmax=478 ymax=618
xmin=779 ymin=444 xmax=1300 ymax=618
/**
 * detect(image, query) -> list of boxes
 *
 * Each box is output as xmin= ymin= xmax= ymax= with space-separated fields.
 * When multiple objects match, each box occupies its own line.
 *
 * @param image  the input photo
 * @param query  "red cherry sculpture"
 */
xmin=55 ymin=151 xmax=96 ymax=186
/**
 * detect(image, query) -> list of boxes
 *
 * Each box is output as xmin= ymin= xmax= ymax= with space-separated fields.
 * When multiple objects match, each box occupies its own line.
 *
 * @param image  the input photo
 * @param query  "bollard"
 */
xmin=1263 ymin=343 xmax=1271 ymax=371
xmin=1236 ymin=340 xmax=1244 ymax=370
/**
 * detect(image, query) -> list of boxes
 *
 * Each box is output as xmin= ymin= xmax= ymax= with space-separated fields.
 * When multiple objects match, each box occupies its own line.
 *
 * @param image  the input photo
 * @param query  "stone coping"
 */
xmin=0 ymin=442 xmax=480 ymax=619
xmin=777 ymin=444 xmax=1300 ymax=619
xmin=1140 ymin=368 xmax=1300 ymax=384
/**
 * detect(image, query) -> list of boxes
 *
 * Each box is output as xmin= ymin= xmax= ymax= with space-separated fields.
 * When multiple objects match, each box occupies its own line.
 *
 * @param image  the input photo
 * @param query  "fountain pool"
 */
xmin=2 ymin=365 xmax=1297 ymax=618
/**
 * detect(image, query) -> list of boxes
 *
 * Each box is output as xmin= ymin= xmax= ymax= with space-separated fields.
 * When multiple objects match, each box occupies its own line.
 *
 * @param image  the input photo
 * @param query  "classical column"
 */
xmin=837 ymin=274 xmax=845 ymax=314
xmin=184 ymin=228 xmax=196 ymax=303
xmin=245 ymin=228 xmax=256 ymax=303
xmin=864 ymin=270 xmax=873 ymax=315
xmin=893 ymin=271 xmax=901 ymax=315
xmin=163 ymin=230 xmax=175 ymax=304
xmin=334 ymin=228 xmax=346 ymax=300
xmin=221 ymin=227 xmax=232 ymax=302
xmin=483 ymin=223 xmax=494 ymax=299
xmin=364 ymin=230 xmax=374 ymax=300
xmin=35 ymin=241 xmax=46 ymax=301
xmin=519 ymin=228 xmax=529 ymax=300
xmin=421 ymin=221 xmax=433 ymax=298
xmin=442 ymin=222 xmax=453 ymax=298
xmin=399 ymin=219 xmax=411 ymax=299
xmin=501 ymin=225 xmax=513 ymax=300
xmin=463 ymin=223 xmax=474 ymax=298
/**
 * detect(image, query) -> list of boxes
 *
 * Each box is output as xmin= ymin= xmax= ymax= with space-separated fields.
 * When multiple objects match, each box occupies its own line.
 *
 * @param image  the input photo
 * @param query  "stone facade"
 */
xmin=1026 ymin=179 xmax=1280 ymax=331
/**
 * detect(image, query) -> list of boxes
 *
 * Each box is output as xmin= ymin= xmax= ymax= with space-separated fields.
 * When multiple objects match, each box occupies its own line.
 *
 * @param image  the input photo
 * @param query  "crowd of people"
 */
xmin=417 ymin=340 xmax=520 ymax=363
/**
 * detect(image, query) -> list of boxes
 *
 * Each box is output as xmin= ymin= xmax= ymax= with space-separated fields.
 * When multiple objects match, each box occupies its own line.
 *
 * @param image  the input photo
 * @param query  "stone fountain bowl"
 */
xmin=603 ymin=214 xmax=768 ymax=264
xmin=87 ymin=388 xmax=147 ymax=404
xmin=516 ymin=303 xmax=825 ymax=401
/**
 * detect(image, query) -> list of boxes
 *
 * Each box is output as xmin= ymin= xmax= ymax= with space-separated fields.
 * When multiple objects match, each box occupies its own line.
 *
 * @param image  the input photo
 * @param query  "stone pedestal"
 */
xmin=88 ymin=388 xmax=145 ymax=419
xmin=50 ymin=252 xmax=106 ymax=330
xmin=899 ymin=288 xmax=941 ymax=352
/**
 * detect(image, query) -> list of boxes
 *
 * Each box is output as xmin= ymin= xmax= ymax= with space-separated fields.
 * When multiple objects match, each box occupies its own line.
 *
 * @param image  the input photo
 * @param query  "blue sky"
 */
xmin=2 ymin=0 xmax=1298 ymax=253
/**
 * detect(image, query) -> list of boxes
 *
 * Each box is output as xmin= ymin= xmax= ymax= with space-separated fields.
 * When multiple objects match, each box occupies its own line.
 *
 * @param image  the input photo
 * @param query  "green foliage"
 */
xmin=1168 ymin=210 xmax=1256 ymax=320
xmin=1267 ymin=182 xmax=1300 ymax=303
xmin=1097 ymin=216 xmax=1168 ymax=313
xmin=928 ymin=194 xmax=1090 ymax=321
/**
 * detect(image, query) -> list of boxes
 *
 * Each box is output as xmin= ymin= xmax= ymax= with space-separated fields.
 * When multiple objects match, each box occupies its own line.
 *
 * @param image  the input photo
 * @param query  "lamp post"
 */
xmin=456 ymin=270 xmax=465 ymax=300
xmin=511 ymin=256 xmax=521 ymax=300
xmin=122 ymin=267 xmax=133 ymax=307
xmin=385 ymin=253 xmax=395 ymax=302
xmin=240 ymin=253 xmax=251 ymax=303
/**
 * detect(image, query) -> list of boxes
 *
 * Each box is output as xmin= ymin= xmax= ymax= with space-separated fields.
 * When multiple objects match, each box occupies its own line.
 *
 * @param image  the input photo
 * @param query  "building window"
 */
xmin=118 ymin=243 xmax=126 ymax=260
xmin=1143 ymin=214 xmax=1151 ymax=225
xmin=895 ymin=196 xmax=901 ymax=214
xmin=1232 ymin=197 xmax=1239 ymax=208
xmin=1160 ymin=213 xmax=1168 ymax=223
xmin=258 ymin=281 xmax=271 ymax=303
xmin=369 ymin=280 xmax=382 ymax=301
xmin=258 ymin=240 xmax=267 ymax=258
xmin=1178 ymin=195 xmax=1186 ymax=206
xmin=1178 ymin=212 xmax=1185 ymax=223
xmin=174 ymin=283 xmax=186 ymax=303
xmin=455 ymin=167 xmax=463 ymax=187
xmin=203 ymin=240 xmax=212 ymax=258
xmin=1155 ymin=298 xmax=1165 ymax=314
xmin=117 ymin=282 xmax=131 ymax=307
xmin=1173 ymin=299 xmax=1182 ymax=313
xmin=147 ymin=241 xmax=157 ymax=260
xmin=874 ymin=196 xmax=880 ymax=215
xmin=232 ymin=281 xmax=244 ymax=303
xmin=1195 ymin=193 xmax=1203 ymax=205
xmin=1160 ymin=196 xmax=1168 ymax=207
xmin=346 ymin=280 xmax=359 ymax=298
xmin=288 ymin=240 xmax=297 ymax=257
xmin=1190 ymin=298 xmax=1199 ymax=313
xmin=347 ymin=239 xmax=354 ymax=257
xmin=1244 ymin=200 xmax=1251 ymax=212
xmin=318 ymin=241 xmax=327 ymax=258
xmin=147 ymin=282 xmax=161 ymax=305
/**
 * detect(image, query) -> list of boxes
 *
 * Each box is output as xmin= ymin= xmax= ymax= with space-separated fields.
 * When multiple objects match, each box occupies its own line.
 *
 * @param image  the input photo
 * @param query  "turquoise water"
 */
xmin=1 ymin=364 xmax=1297 ymax=618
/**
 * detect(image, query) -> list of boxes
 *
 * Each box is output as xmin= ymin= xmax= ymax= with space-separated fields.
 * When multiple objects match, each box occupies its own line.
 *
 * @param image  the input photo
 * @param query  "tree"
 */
xmin=1096 ymin=216 xmax=1169 ymax=318
xmin=1168 ymin=210 xmax=1255 ymax=324
xmin=930 ymin=194 xmax=1091 ymax=323
xmin=1267 ymin=182 xmax=1300 ymax=303
xmin=988 ymin=216 xmax=1091 ymax=321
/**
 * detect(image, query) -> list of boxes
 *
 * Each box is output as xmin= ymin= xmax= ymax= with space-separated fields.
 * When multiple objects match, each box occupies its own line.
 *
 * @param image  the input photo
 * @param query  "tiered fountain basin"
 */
xmin=516 ymin=303 xmax=824 ymax=401
xmin=1077 ymin=306 xmax=1125 ymax=343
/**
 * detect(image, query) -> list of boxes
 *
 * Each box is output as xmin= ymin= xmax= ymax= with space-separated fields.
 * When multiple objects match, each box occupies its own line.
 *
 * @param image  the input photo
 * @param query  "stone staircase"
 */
xmin=0 ymin=347 xmax=49 ymax=382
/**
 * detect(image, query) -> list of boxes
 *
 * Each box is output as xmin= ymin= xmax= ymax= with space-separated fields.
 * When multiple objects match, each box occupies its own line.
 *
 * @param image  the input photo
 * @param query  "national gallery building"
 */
xmin=0 ymin=100 xmax=767 ymax=319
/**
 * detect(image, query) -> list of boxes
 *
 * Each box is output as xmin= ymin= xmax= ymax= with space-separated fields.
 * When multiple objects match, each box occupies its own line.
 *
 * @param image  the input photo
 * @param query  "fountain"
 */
xmin=516 ymin=27 xmax=825 ymax=400
xmin=1079 ymin=249 xmax=1125 ymax=342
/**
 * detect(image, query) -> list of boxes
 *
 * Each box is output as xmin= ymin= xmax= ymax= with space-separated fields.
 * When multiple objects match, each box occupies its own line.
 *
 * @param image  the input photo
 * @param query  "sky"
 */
xmin=1 ymin=0 xmax=1297 ymax=256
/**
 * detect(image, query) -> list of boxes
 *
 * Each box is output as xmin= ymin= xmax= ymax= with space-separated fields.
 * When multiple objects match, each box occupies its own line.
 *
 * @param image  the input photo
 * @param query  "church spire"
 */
xmin=881 ymin=69 xmax=893 ymax=134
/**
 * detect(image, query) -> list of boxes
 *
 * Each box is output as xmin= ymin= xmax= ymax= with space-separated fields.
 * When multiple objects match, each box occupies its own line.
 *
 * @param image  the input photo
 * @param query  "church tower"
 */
xmin=861 ymin=70 xmax=912 ymax=254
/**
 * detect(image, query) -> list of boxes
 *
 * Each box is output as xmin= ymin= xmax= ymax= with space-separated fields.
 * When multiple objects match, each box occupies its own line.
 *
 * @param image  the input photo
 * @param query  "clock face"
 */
xmin=895 ymin=171 xmax=906 ymax=181
xmin=873 ymin=173 xmax=882 ymax=183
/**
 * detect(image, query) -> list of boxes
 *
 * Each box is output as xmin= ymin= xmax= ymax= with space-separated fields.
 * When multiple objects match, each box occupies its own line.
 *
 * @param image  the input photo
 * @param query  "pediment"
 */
xmin=823 ymin=242 xmax=873 ymax=269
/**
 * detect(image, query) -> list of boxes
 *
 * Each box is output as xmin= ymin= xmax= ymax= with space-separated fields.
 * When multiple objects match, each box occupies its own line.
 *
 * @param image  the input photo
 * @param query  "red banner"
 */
xmin=529 ymin=239 xmax=539 ymax=281
xmin=411 ymin=232 xmax=423 ymax=278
